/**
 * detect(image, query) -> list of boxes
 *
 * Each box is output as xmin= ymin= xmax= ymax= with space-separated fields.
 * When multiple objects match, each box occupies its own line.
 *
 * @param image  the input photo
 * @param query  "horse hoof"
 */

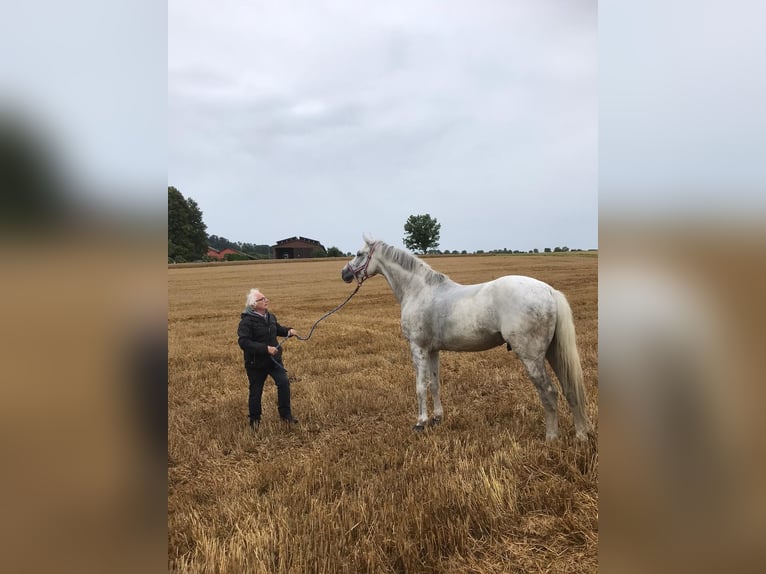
xmin=412 ymin=424 xmax=425 ymax=432
xmin=429 ymin=417 xmax=442 ymax=426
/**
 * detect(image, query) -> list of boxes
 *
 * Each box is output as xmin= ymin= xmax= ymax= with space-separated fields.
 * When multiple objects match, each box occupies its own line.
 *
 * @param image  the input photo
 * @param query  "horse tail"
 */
xmin=548 ymin=289 xmax=591 ymax=435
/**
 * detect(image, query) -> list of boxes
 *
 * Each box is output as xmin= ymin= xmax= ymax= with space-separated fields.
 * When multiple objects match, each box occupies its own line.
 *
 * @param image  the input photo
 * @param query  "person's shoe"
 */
xmin=280 ymin=416 xmax=299 ymax=424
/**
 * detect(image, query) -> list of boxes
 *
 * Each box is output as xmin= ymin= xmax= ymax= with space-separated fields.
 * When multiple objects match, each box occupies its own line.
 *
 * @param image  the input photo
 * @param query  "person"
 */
xmin=237 ymin=288 xmax=300 ymax=428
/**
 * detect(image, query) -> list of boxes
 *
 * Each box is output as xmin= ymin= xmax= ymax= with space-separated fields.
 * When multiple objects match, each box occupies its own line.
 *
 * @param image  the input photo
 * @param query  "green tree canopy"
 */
xmin=168 ymin=186 xmax=208 ymax=262
xmin=208 ymin=234 xmax=271 ymax=258
xmin=403 ymin=213 xmax=441 ymax=254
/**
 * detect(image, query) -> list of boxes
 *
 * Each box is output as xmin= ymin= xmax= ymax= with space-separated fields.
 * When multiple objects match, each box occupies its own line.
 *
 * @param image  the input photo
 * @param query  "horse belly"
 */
xmin=440 ymin=326 xmax=505 ymax=352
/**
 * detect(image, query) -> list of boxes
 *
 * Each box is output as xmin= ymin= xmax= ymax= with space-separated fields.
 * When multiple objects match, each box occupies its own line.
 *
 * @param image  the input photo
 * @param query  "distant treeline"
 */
xmin=202 ymin=237 xmax=595 ymax=262
xmin=208 ymin=235 xmax=272 ymax=258
xmin=425 ymin=246 xmax=594 ymax=255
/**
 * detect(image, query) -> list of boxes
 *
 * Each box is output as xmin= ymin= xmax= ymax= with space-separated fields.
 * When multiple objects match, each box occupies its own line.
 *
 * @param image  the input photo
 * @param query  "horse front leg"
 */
xmin=428 ymin=350 xmax=443 ymax=426
xmin=410 ymin=344 xmax=430 ymax=431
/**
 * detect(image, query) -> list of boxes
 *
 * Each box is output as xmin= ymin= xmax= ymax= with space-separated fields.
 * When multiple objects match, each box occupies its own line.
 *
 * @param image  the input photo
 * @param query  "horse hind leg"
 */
xmin=520 ymin=356 xmax=560 ymax=441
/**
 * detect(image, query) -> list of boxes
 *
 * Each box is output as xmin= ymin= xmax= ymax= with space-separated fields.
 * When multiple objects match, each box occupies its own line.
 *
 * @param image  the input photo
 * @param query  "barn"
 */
xmin=272 ymin=236 xmax=327 ymax=259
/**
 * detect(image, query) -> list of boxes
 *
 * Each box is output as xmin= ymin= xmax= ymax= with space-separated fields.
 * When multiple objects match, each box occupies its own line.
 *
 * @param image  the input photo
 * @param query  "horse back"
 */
xmin=401 ymin=276 xmax=555 ymax=352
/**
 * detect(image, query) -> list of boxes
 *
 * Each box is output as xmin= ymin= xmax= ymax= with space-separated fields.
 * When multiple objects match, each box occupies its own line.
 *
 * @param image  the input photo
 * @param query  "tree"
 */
xmin=326 ymin=246 xmax=344 ymax=257
xmin=168 ymin=186 xmax=208 ymax=261
xmin=403 ymin=213 xmax=441 ymax=254
xmin=208 ymin=234 xmax=271 ymax=258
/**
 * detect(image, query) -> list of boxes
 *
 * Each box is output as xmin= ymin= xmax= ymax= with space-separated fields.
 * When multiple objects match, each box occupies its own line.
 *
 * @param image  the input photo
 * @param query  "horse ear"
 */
xmin=362 ymin=232 xmax=374 ymax=245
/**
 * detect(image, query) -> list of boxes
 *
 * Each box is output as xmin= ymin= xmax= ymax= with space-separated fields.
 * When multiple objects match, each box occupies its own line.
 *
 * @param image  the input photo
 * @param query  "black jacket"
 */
xmin=237 ymin=311 xmax=291 ymax=370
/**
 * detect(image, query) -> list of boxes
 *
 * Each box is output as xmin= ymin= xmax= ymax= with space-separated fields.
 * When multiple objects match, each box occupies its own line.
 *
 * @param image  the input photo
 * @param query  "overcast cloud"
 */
xmin=169 ymin=0 xmax=597 ymax=253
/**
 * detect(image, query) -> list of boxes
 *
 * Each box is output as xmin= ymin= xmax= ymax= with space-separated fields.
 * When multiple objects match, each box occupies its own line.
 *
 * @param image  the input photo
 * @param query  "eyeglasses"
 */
xmin=255 ymin=296 xmax=268 ymax=303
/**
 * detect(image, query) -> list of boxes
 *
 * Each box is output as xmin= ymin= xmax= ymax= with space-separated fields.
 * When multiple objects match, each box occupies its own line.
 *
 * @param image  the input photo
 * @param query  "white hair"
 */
xmin=245 ymin=288 xmax=262 ymax=308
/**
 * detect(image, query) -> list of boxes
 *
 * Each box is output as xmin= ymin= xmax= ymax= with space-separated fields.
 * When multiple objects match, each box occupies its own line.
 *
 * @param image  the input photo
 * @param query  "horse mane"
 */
xmin=375 ymin=241 xmax=450 ymax=286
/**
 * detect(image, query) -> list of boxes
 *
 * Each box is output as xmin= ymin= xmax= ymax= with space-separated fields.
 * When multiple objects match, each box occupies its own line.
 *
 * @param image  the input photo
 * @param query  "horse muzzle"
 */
xmin=341 ymin=265 xmax=355 ymax=283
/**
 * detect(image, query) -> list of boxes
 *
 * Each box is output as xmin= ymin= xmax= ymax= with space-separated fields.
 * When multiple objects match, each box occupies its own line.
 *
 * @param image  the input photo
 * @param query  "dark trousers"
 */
xmin=245 ymin=363 xmax=291 ymax=421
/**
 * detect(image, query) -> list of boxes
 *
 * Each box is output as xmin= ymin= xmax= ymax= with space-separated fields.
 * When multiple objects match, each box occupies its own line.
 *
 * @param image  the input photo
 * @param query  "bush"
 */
xmin=224 ymin=253 xmax=251 ymax=261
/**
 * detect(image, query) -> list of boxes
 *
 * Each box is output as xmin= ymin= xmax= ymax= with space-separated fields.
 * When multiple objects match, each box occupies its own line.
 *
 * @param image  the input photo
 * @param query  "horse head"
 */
xmin=341 ymin=236 xmax=379 ymax=284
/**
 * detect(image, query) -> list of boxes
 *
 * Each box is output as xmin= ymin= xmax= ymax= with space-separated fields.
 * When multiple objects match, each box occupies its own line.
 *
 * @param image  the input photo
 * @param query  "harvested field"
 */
xmin=169 ymin=253 xmax=598 ymax=573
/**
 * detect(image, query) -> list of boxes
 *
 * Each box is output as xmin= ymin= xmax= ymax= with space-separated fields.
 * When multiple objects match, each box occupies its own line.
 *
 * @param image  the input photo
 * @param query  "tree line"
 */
xmin=169 ymin=187 xmax=588 ymax=263
xmin=208 ymin=235 xmax=271 ymax=259
xmin=168 ymin=187 xmax=347 ymax=262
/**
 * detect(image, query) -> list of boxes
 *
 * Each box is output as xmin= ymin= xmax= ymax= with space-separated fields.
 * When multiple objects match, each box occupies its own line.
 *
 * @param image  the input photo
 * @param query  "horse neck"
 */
xmin=377 ymin=266 xmax=419 ymax=304
xmin=374 ymin=254 xmax=431 ymax=304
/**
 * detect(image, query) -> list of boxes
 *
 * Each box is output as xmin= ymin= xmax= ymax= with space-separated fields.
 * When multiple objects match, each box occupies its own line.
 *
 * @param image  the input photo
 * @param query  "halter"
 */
xmin=345 ymin=241 xmax=378 ymax=285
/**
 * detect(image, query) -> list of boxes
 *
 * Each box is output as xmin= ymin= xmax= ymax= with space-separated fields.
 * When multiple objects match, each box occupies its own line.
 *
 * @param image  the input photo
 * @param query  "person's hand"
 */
xmin=288 ymin=328 xmax=297 ymax=337
xmin=267 ymin=345 xmax=277 ymax=355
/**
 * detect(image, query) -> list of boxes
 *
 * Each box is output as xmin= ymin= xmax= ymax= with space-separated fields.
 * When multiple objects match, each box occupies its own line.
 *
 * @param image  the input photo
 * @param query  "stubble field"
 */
xmin=168 ymin=253 xmax=598 ymax=573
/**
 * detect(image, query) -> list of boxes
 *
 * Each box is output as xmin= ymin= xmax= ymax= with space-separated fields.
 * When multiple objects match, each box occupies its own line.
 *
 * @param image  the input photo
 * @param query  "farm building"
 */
xmin=207 ymin=247 xmax=252 ymax=260
xmin=272 ymin=236 xmax=327 ymax=259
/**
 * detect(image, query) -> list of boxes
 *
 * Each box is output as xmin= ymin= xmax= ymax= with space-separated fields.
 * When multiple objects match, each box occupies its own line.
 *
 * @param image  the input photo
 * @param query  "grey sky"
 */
xmin=169 ymin=1 xmax=597 ymax=253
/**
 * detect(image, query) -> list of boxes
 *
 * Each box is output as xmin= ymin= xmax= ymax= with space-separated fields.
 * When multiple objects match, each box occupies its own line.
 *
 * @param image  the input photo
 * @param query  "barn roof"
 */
xmin=274 ymin=236 xmax=323 ymax=246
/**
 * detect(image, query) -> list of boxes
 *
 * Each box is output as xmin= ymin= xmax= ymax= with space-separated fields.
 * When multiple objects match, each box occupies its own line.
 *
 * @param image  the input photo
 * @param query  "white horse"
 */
xmin=341 ymin=236 xmax=592 ymax=441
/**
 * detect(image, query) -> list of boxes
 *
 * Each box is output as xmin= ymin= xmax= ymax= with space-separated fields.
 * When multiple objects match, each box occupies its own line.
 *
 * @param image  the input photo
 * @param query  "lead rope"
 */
xmin=271 ymin=284 xmax=361 ymax=363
